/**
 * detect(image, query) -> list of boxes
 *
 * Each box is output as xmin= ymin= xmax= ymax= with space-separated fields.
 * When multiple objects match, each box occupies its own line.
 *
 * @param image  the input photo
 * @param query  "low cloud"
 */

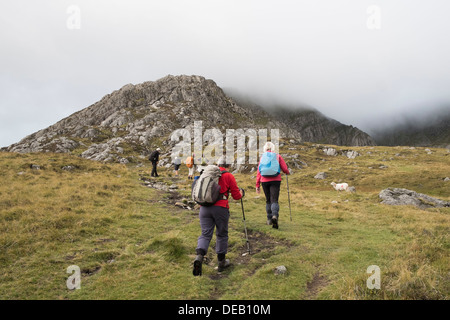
xmin=1 ymin=0 xmax=450 ymax=147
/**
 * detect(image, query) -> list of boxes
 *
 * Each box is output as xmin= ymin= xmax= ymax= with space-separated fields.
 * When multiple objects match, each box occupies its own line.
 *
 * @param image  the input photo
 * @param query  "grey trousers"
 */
xmin=196 ymin=205 xmax=229 ymax=256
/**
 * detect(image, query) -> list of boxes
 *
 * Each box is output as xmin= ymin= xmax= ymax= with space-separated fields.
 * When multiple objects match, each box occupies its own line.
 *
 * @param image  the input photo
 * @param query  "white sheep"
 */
xmin=331 ymin=182 xmax=348 ymax=191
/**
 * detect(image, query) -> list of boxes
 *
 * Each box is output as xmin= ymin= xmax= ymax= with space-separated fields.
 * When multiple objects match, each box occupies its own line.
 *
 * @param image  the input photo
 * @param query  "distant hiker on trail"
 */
xmin=173 ymin=156 xmax=181 ymax=176
xmin=186 ymin=154 xmax=195 ymax=180
xmin=256 ymin=142 xmax=290 ymax=229
xmin=149 ymin=148 xmax=161 ymax=177
xmin=192 ymin=156 xmax=244 ymax=276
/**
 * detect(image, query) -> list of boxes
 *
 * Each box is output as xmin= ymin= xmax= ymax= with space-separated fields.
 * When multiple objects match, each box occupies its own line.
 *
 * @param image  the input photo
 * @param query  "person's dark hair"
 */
xmin=217 ymin=156 xmax=231 ymax=168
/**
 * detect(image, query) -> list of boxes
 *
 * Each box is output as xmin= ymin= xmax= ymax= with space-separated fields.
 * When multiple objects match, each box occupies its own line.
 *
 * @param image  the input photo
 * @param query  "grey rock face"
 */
xmin=9 ymin=136 xmax=79 ymax=154
xmin=379 ymin=188 xmax=450 ymax=209
xmin=269 ymin=107 xmax=376 ymax=147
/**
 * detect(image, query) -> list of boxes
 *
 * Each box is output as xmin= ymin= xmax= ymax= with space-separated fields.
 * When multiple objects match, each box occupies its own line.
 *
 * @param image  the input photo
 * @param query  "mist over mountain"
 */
xmin=371 ymin=106 xmax=450 ymax=147
xmin=224 ymin=88 xmax=376 ymax=147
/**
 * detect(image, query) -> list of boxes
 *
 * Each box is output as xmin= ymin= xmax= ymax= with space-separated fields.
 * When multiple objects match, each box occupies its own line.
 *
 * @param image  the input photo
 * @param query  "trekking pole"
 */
xmin=286 ymin=174 xmax=292 ymax=222
xmin=240 ymin=197 xmax=251 ymax=254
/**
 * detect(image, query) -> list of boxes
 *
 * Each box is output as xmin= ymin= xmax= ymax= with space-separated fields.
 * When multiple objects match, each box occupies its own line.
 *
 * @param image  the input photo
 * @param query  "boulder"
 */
xmin=314 ymin=172 xmax=327 ymax=179
xmin=346 ymin=151 xmax=360 ymax=159
xmin=323 ymin=148 xmax=337 ymax=156
xmin=274 ymin=266 xmax=287 ymax=275
xmin=379 ymin=188 xmax=450 ymax=209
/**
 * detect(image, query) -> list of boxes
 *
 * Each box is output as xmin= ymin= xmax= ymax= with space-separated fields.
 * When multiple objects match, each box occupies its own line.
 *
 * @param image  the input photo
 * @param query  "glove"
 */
xmin=239 ymin=188 xmax=245 ymax=198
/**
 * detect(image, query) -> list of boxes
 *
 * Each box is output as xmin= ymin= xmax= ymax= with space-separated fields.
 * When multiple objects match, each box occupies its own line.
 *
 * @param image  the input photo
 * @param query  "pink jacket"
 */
xmin=256 ymin=153 xmax=290 ymax=188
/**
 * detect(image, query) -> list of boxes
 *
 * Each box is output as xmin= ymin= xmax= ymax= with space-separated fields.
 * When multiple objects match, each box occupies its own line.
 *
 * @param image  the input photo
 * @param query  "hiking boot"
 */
xmin=193 ymin=255 xmax=203 ymax=276
xmin=267 ymin=219 xmax=273 ymax=226
xmin=218 ymin=259 xmax=231 ymax=272
xmin=272 ymin=216 xmax=279 ymax=229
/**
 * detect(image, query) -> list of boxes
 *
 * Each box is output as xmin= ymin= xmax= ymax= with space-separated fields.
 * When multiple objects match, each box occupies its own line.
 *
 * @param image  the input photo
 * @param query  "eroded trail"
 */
xmin=206 ymin=229 xmax=294 ymax=299
xmin=139 ymin=174 xmax=320 ymax=300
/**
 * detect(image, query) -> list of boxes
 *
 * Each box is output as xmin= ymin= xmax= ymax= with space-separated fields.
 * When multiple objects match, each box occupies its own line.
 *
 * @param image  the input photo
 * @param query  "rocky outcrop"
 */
xmin=5 ymin=75 xmax=376 ymax=162
xmin=322 ymin=147 xmax=360 ymax=159
xmin=80 ymin=137 xmax=127 ymax=162
xmin=8 ymin=136 xmax=80 ymax=154
xmin=346 ymin=151 xmax=360 ymax=159
xmin=379 ymin=188 xmax=450 ymax=209
xmin=323 ymin=147 xmax=338 ymax=156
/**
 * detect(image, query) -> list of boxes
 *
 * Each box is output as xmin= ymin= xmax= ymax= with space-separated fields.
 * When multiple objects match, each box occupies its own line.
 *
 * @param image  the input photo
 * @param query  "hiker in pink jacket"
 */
xmin=256 ymin=142 xmax=290 ymax=229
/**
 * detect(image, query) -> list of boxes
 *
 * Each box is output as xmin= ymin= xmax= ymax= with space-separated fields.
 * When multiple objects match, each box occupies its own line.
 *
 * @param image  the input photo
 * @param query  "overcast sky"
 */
xmin=1 ymin=0 xmax=450 ymax=147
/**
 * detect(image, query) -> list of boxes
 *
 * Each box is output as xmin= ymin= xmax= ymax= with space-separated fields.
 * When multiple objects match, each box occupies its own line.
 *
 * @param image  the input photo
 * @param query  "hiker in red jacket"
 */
xmin=193 ymin=156 xmax=244 ymax=276
xmin=256 ymin=142 xmax=290 ymax=229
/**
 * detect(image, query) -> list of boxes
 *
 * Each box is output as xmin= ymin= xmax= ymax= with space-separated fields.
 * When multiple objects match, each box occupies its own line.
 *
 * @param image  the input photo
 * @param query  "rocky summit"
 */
xmin=4 ymin=75 xmax=375 ymax=162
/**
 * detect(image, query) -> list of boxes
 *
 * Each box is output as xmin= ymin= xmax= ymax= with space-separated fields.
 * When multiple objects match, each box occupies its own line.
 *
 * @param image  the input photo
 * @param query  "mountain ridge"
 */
xmin=4 ymin=75 xmax=376 ymax=162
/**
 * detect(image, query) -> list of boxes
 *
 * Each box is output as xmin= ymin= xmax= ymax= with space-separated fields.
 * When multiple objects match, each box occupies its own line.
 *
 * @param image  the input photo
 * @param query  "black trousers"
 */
xmin=151 ymin=161 xmax=158 ymax=177
xmin=262 ymin=181 xmax=281 ymax=219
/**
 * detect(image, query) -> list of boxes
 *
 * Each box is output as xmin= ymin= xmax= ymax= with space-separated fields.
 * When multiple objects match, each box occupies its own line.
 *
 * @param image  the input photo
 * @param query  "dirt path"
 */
xmin=304 ymin=268 xmax=329 ymax=299
xmin=207 ymin=228 xmax=293 ymax=299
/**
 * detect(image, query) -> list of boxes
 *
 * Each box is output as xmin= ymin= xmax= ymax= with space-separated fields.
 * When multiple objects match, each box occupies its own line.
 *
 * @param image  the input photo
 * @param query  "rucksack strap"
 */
xmin=219 ymin=169 xmax=229 ymax=200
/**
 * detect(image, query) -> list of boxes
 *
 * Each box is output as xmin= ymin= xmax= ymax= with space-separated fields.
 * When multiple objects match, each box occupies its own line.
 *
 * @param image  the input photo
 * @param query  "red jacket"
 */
xmin=256 ymin=153 xmax=290 ymax=188
xmin=214 ymin=167 xmax=242 ymax=209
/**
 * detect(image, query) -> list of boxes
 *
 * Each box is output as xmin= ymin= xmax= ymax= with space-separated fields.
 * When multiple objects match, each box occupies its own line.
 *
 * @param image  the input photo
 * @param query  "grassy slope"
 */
xmin=0 ymin=143 xmax=448 ymax=300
